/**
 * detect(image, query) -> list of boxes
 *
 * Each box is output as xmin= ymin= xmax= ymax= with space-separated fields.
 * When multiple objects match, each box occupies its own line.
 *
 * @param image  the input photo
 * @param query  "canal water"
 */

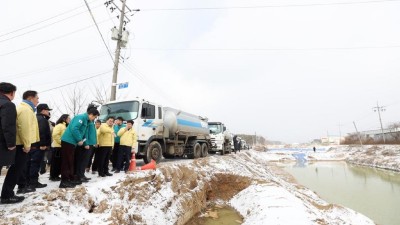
xmin=282 ymin=161 xmax=400 ymax=225
xmin=185 ymin=205 xmax=243 ymax=225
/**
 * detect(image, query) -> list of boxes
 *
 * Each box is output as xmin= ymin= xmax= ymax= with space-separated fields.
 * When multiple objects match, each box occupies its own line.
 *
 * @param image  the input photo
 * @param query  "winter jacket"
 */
xmin=86 ymin=122 xmax=97 ymax=146
xmin=16 ymin=102 xmax=40 ymax=149
xmin=0 ymin=94 xmax=17 ymax=166
xmin=52 ymin=122 xmax=67 ymax=148
xmin=32 ymin=113 xmax=51 ymax=148
xmin=98 ymin=123 xmax=115 ymax=147
xmin=117 ymin=127 xmax=137 ymax=147
xmin=113 ymin=124 xmax=125 ymax=143
xmin=61 ymin=113 xmax=89 ymax=146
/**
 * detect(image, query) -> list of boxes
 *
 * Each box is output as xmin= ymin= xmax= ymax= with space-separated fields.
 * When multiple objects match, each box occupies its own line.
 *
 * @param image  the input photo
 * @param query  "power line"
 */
xmin=131 ymin=45 xmax=400 ymax=52
xmin=3 ymin=52 xmax=107 ymax=80
xmin=0 ymin=0 xmax=101 ymax=38
xmin=0 ymin=3 xmax=104 ymax=44
xmin=83 ymin=0 xmax=115 ymax=63
xmin=140 ymin=0 xmax=400 ymax=11
xmin=40 ymin=69 xmax=112 ymax=93
xmin=0 ymin=18 xmax=110 ymax=57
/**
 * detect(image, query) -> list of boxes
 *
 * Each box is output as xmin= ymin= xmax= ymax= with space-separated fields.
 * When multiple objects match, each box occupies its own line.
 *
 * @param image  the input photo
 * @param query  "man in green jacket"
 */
xmin=59 ymin=107 xmax=99 ymax=188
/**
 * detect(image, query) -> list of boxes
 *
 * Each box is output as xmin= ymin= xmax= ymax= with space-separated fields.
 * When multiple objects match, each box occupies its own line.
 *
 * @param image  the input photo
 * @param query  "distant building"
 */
xmin=320 ymin=136 xmax=344 ymax=145
xmin=356 ymin=128 xmax=400 ymax=142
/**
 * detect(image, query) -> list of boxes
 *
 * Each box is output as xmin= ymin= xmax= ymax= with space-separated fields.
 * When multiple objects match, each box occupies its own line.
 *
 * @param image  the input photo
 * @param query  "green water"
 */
xmin=282 ymin=161 xmax=400 ymax=225
xmin=186 ymin=206 xmax=242 ymax=225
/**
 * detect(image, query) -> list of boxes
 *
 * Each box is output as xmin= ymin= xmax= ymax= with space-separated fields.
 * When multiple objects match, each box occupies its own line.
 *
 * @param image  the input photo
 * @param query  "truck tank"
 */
xmin=163 ymin=107 xmax=209 ymax=137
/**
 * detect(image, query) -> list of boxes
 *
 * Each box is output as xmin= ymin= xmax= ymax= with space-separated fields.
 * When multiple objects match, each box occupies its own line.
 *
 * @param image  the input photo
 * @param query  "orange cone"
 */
xmin=128 ymin=153 xmax=137 ymax=171
xmin=138 ymin=159 xmax=156 ymax=170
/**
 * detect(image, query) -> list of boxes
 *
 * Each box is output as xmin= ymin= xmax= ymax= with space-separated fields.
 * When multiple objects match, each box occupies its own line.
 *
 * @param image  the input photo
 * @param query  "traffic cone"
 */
xmin=138 ymin=159 xmax=156 ymax=170
xmin=128 ymin=153 xmax=137 ymax=171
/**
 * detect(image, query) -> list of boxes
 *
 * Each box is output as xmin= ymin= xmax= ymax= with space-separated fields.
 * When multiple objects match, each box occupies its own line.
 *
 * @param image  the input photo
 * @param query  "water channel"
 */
xmin=281 ymin=161 xmax=400 ymax=225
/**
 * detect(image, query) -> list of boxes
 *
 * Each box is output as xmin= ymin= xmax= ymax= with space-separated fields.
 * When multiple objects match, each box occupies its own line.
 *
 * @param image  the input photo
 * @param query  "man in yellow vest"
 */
xmin=97 ymin=117 xmax=115 ymax=177
xmin=116 ymin=120 xmax=137 ymax=173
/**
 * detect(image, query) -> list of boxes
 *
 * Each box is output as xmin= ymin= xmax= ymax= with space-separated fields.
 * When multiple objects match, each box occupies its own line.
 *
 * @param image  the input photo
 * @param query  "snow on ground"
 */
xmin=1 ymin=146 xmax=394 ymax=225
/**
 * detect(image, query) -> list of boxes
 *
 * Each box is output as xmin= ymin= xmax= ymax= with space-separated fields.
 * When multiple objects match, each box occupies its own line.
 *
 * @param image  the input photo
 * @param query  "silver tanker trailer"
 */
xmin=99 ymin=98 xmax=211 ymax=163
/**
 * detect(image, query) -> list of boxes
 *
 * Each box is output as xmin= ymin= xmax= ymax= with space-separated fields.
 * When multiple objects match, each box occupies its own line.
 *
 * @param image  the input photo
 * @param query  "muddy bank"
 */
xmin=0 ymin=150 xmax=375 ymax=225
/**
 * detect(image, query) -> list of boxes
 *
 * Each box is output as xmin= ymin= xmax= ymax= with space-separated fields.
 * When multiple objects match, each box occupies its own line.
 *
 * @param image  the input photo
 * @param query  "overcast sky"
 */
xmin=2 ymin=0 xmax=400 ymax=143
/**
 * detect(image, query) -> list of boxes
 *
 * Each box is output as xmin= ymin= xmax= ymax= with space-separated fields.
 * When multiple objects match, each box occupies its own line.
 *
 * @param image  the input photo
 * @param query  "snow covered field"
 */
xmin=1 ymin=145 xmax=397 ymax=225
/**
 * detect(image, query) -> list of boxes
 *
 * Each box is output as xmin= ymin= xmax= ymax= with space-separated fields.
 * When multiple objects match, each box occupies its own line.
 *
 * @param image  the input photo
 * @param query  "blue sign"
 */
xmin=118 ymin=82 xmax=129 ymax=89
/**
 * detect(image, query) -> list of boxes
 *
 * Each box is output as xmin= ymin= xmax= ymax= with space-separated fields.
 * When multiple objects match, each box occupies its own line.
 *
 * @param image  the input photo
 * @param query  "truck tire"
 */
xmin=193 ymin=143 xmax=202 ymax=159
xmin=144 ymin=141 xmax=162 ymax=164
xmin=201 ymin=143 xmax=208 ymax=157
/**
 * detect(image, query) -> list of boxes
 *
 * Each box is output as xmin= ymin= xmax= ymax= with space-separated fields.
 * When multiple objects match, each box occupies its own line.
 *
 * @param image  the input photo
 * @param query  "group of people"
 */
xmin=0 ymin=82 xmax=138 ymax=204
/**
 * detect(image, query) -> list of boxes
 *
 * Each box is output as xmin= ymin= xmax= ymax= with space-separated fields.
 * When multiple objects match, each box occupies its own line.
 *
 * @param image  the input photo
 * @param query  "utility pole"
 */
xmin=110 ymin=0 xmax=127 ymax=101
xmin=373 ymin=102 xmax=386 ymax=144
xmin=254 ymin=132 xmax=257 ymax=146
xmin=338 ymin=122 xmax=342 ymax=145
xmin=353 ymin=121 xmax=363 ymax=146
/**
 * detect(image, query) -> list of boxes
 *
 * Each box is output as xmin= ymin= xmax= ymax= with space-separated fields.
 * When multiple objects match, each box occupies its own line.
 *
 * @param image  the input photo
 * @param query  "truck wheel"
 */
xmin=144 ymin=141 xmax=162 ymax=164
xmin=201 ymin=143 xmax=208 ymax=157
xmin=193 ymin=143 xmax=201 ymax=159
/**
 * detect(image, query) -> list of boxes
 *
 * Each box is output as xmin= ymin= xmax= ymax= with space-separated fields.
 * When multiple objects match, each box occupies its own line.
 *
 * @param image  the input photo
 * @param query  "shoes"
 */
xmin=70 ymin=180 xmax=82 ymax=185
xmin=79 ymin=177 xmax=89 ymax=183
xmin=33 ymin=182 xmax=47 ymax=188
xmin=111 ymin=168 xmax=116 ymax=172
xmin=1 ymin=195 xmax=25 ymax=204
xmin=82 ymin=176 xmax=91 ymax=181
xmin=99 ymin=174 xmax=106 ymax=177
xmin=49 ymin=176 xmax=61 ymax=181
xmin=16 ymin=186 xmax=36 ymax=194
xmin=59 ymin=181 xmax=76 ymax=188
xmin=105 ymin=172 xmax=113 ymax=176
xmin=115 ymin=170 xmax=120 ymax=173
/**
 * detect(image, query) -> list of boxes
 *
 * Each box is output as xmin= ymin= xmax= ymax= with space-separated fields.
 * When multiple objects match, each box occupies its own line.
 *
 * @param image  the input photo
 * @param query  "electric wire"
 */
xmin=0 ymin=3 xmax=104 ymax=44
xmin=140 ymin=0 xmax=400 ymax=11
xmin=131 ymin=45 xmax=400 ymax=52
xmin=40 ymin=69 xmax=112 ymax=93
xmin=0 ymin=18 xmax=111 ymax=57
xmin=3 ymin=52 xmax=107 ymax=80
xmin=0 ymin=0 xmax=101 ymax=38
xmin=84 ymin=0 xmax=115 ymax=62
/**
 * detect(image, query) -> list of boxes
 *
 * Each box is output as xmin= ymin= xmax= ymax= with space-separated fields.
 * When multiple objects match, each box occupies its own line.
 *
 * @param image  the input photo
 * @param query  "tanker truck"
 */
xmin=208 ymin=122 xmax=232 ymax=155
xmin=98 ymin=99 xmax=211 ymax=163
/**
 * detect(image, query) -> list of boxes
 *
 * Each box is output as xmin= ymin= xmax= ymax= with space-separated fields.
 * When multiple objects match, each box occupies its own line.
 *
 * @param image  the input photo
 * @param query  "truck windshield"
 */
xmin=99 ymin=101 xmax=139 ymax=122
xmin=209 ymin=124 xmax=222 ymax=134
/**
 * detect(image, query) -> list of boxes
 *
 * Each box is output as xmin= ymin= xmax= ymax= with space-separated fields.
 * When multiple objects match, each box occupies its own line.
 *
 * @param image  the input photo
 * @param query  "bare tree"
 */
xmin=60 ymin=84 xmax=89 ymax=116
xmin=90 ymin=82 xmax=110 ymax=105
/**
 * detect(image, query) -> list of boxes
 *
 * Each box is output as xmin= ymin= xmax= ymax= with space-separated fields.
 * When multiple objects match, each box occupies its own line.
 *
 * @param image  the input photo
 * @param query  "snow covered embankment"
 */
xmin=0 ymin=150 xmax=375 ymax=225
xmin=343 ymin=145 xmax=400 ymax=172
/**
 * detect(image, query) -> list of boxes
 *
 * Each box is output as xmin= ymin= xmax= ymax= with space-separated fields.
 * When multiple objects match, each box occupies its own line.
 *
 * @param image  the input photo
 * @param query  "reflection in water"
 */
xmin=283 ymin=162 xmax=400 ymax=225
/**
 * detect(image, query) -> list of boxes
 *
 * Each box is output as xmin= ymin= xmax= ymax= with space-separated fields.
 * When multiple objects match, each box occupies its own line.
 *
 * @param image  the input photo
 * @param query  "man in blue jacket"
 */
xmin=59 ymin=107 xmax=99 ymax=188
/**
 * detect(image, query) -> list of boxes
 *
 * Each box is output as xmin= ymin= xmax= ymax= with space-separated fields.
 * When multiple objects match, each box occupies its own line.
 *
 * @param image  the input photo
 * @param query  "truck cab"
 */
xmin=208 ymin=122 xmax=232 ymax=155
xmin=98 ymin=99 xmax=164 ymax=163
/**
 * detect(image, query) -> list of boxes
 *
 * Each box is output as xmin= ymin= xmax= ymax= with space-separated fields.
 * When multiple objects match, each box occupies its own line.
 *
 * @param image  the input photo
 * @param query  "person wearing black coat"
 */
xmin=233 ymin=135 xmax=239 ymax=154
xmin=25 ymin=104 xmax=52 ymax=189
xmin=0 ymin=82 xmax=24 ymax=204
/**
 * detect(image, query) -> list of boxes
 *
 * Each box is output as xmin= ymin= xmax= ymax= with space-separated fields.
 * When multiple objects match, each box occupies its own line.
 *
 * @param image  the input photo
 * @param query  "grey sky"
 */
xmin=1 ymin=0 xmax=400 ymax=143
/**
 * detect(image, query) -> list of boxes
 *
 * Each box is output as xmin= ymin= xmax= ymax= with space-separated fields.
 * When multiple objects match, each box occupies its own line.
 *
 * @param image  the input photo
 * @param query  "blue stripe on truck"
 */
xmin=177 ymin=119 xmax=202 ymax=128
